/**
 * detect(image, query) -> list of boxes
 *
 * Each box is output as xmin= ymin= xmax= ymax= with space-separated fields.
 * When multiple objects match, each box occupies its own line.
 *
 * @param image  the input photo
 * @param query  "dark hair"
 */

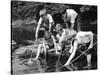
xmin=61 ymin=8 xmax=66 ymax=14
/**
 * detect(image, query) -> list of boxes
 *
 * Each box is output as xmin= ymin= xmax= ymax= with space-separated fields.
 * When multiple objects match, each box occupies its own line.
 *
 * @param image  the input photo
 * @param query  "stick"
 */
xmin=67 ymin=41 xmax=97 ymax=66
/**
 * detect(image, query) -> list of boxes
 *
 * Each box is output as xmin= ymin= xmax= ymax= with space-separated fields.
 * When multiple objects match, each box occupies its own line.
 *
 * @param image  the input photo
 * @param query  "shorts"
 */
xmin=78 ymin=42 xmax=96 ymax=55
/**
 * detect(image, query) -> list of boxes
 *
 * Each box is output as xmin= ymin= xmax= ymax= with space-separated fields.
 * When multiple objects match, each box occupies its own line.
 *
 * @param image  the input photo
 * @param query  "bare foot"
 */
xmin=63 ymin=65 xmax=73 ymax=71
xmin=32 ymin=58 xmax=38 ymax=60
xmin=56 ymin=51 xmax=60 ymax=55
xmin=26 ymin=59 xmax=33 ymax=65
xmin=64 ymin=63 xmax=69 ymax=67
xmin=83 ymin=65 xmax=92 ymax=69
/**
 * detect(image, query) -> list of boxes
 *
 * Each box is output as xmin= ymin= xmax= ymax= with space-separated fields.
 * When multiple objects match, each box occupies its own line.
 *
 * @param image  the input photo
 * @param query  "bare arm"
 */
xmin=49 ymin=23 xmax=52 ymax=32
xmin=88 ymin=33 xmax=93 ymax=49
xmin=71 ymin=23 xmax=74 ymax=30
xmin=64 ymin=40 xmax=78 ymax=66
xmin=48 ymin=14 xmax=54 ymax=32
xmin=35 ymin=44 xmax=43 ymax=59
xmin=51 ymin=35 xmax=59 ymax=54
xmin=42 ymin=41 xmax=47 ymax=54
xmin=70 ymin=11 xmax=78 ymax=29
xmin=56 ymin=34 xmax=61 ymax=40
xmin=35 ymin=18 xmax=42 ymax=39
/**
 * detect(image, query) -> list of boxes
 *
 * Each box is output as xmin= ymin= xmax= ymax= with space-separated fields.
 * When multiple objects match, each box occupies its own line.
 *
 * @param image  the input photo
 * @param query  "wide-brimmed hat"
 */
xmin=39 ymin=9 xmax=47 ymax=16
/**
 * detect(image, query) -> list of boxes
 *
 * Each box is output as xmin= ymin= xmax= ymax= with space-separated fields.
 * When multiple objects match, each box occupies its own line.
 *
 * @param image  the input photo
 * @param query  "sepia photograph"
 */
xmin=11 ymin=0 xmax=97 ymax=75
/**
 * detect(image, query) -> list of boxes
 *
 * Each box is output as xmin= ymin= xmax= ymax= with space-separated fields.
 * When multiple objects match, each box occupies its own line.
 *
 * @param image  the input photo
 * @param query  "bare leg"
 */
xmin=84 ymin=54 xmax=92 ymax=69
xmin=42 ymin=41 xmax=47 ymax=59
xmin=66 ymin=23 xmax=68 ymax=29
xmin=87 ymin=54 xmax=92 ymax=66
xmin=33 ymin=44 xmax=43 ymax=60
xmin=69 ymin=45 xmax=73 ymax=53
xmin=51 ymin=35 xmax=60 ymax=54
xmin=71 ymin=23 xmax=74 ymax=30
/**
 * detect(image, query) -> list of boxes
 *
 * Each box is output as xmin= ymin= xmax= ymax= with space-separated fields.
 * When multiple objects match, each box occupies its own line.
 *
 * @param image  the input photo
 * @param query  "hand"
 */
xmin=55 ymin=51 xmax=60 ymax=55
xmin=64 ymin=62 xmax=69 ymax=66
xmin=88 ymin=46 xmax=93 ymax=50
xmin=49 ymin=29 xmax=51 ymax=33
xmin=35 ymin=34 xmax=38 ymax=39
xmin=25 ymin=22 xmax=30 ymax=25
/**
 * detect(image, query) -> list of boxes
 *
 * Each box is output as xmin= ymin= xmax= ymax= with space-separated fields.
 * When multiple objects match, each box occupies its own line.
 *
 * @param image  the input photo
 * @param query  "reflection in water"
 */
xmin=12 ymin=51 xmax=66 ymax=75
xmin=12 ymin=45 xmax=97 ymax=75
xmin=13 ymin=58 xmax=46 ymax=74
xmin=12 ymin=23 xmax=97 ymax=75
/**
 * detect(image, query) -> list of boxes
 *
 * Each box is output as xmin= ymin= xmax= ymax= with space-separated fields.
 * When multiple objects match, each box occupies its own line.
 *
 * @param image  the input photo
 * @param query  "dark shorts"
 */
xmin=78 ymin=42 xmax=97 ymax=55
xmin=65 ymin=15 xmax=81 ymax=31
xmin=74 ymin=15 xmax=81 ymax=31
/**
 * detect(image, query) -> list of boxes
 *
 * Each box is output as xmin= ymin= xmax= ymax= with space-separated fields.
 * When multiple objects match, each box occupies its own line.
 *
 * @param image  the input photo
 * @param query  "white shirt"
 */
xmin=66 ymin=9 xmax=78 ymax=24
xmin=36 ymin=14 xmax=54 ymax=37
xmin=76 ymin=31 xmax=93 ymax=44
xmin=59 ymin=29 xmax=76 ymax=43
xmin=38 ymin=14 xmax=54 ymax=25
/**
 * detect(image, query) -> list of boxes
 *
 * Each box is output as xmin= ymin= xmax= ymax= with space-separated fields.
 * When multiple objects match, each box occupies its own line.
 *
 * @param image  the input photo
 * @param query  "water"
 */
xmin=12 ymin=23 xmax=97 ymax=75
xmin=12 ymin=52 xmax=59 ymax=75
xmin=12 ymin=43 xmax=70 ymax=75
xmin=12 ymin=42 xmax=97 ymax=75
